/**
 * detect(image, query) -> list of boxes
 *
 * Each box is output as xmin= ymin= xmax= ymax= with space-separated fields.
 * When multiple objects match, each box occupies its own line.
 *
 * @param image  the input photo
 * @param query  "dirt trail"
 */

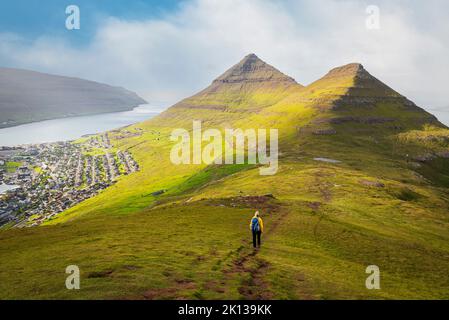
xmin=233 ymin=170 xmax=331 ymax=300
xmin=225 ymin=207 xmax=290 ymax=300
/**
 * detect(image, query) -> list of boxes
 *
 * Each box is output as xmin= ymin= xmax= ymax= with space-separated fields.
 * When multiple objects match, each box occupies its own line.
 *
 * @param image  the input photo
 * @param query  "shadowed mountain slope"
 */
xmin=288 ymin=63 xmax=448 ymax=159
xmin=0 ymin=67 xmax=147 ymax=128
xmin=303 ymin=63 xmax=440 ymax=122
xmin=229 ymin=62 xmax=447 ymax=157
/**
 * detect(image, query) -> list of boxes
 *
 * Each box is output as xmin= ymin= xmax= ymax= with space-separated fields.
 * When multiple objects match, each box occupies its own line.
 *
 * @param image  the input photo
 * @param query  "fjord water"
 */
xmin=0 ymin=104 xmax=160 ymax=147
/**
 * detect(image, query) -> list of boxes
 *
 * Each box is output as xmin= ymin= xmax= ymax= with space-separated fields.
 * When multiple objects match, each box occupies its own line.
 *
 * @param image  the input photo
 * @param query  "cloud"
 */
xmin=0 ymin=0 xmax=448 ymax=113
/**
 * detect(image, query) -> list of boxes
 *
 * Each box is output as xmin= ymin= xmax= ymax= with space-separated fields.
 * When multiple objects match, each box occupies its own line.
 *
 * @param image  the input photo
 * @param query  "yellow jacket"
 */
xmin=249 ymin=215 xmax=264 ymax=233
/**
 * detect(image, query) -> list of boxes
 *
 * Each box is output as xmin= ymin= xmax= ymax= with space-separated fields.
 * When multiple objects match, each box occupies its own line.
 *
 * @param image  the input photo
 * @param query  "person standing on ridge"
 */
xmin=249 ymin=211 xmax=264 ymax=248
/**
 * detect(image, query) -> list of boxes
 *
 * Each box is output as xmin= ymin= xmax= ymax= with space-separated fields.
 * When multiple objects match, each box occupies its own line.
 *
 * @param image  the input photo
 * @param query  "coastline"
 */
xmin=0 ymin=104 xmax=160 ymax=147
xmin=0 ymin=104 xmax=142 ymax=130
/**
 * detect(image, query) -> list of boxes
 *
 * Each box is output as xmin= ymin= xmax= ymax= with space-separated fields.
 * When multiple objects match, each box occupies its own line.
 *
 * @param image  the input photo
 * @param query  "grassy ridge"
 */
xmin=1 ymin=159 xmax=448 ymax=299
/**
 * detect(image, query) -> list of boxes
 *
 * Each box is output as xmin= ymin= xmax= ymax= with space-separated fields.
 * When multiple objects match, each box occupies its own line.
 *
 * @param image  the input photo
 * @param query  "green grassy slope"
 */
xmin=1 ymin=56 xmax=449 ymax=299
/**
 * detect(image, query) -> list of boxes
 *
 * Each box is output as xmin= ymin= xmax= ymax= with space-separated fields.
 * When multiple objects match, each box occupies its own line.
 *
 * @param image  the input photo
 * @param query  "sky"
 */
xmin=0 ymin=0 xmax=448 ymax=121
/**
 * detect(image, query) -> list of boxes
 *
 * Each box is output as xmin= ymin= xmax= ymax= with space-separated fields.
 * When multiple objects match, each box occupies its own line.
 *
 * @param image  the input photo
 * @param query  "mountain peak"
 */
xmin=324 ymin=63 xmax=370 ymax=79
xmin=308 ymin=62 xmax=401 ymax=98
xmin=242 ymin=53 xmax=259 ymax=60
xmin=213 ymin=53 xmax=297 ymax=85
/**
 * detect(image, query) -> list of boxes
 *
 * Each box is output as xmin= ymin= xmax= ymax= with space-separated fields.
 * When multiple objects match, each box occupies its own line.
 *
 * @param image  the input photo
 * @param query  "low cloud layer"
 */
xmin=1 ymin=0 xmax=448 ymax=115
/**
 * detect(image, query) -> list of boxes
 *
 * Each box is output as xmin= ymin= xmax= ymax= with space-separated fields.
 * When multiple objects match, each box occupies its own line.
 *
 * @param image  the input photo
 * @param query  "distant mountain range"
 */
xmin=0 ymin=67 xmax=147 ymax=128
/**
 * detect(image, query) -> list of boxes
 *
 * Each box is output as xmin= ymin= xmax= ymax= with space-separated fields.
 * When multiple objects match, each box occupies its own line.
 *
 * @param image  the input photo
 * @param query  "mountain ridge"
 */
xmin=152 ymin=55 xmax=446 ymax=145
xmin=156 ymin=55 xmax=444 ymax=122
xmin=0 ymin=67 xmax=147 ymax=129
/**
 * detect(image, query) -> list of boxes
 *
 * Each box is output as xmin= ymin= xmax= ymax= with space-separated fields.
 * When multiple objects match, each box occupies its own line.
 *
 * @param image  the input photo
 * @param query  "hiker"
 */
xmin=249 ymin=211 xmax=264 ymax=248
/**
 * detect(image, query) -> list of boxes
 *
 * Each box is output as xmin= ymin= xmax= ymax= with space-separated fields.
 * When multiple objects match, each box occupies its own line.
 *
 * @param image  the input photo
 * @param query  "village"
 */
xmin=0 ymin=134 xmax=139 ymax=227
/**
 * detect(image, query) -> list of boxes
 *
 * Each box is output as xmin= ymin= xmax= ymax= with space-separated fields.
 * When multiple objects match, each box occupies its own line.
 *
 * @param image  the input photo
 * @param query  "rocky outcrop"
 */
xmin=359 ymin=180 xmax=385 ymax=188
xmin=437 ymin=151 xmax=449 ymax=158
xmin=314 ymin=116 xmax=395 ymax=125
xmin=413 ymin=153 xmax=436 ymax=162
xmin=313 ymin=129 xmax=337 ymax=135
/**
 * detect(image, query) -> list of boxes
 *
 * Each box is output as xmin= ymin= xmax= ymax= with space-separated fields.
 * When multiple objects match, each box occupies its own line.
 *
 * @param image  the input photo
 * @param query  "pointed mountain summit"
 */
xmin=314 ymin=63 xmax=401 ymax=98
xmin=323 ymin=63 xmax=372 ymax=79
xmin=304 ymin=63 xmax=401 ymax=100
xmin=295 ymin=62 xmax=444 ymax=135
xmin=157 ymin=54 xmax=302 ymax=126
xmin=213 ymin=53 xmax=297 ymax=85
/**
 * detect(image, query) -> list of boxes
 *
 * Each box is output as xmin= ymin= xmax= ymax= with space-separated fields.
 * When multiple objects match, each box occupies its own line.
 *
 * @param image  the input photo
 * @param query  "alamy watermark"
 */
xmin=65 ymin=265 xmax=80 ymax=290
xmin=366 ymin=5 xmax=380 ymax=30
xmin=365 ymin=265 xmax=380 ymax=289
xmin=66 ymin=5 xmax=80 ymax=30
xmin=170 ymin=121 xmax=279 ymax=175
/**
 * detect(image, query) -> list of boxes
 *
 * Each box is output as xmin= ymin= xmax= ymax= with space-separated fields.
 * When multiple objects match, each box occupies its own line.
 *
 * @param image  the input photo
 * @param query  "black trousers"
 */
xmin=252 ymin=231 xmax=261 ymax=248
